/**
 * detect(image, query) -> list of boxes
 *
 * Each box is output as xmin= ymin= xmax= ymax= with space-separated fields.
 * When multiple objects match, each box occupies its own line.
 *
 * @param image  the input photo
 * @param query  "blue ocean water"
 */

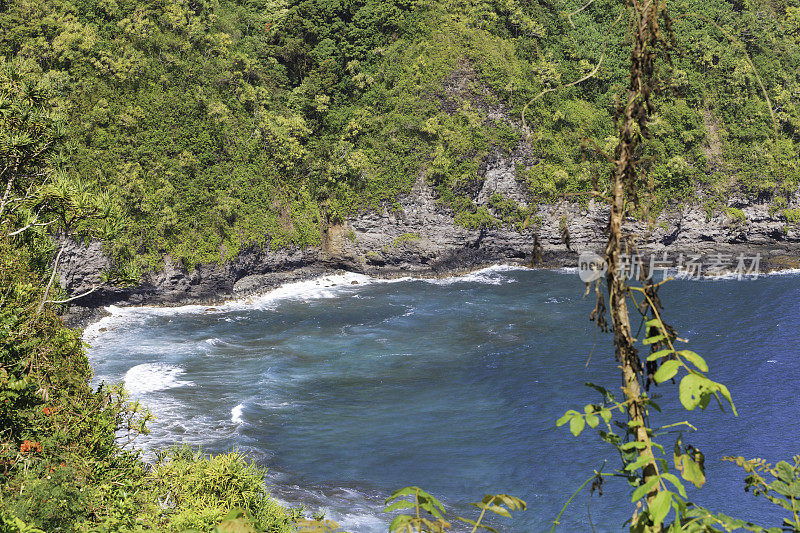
xmin=85 ymin=266 xmax=800 ymax=532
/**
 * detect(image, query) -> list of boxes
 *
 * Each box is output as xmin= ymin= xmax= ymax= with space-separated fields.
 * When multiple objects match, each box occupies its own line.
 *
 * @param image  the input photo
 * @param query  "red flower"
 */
xmin=20 ymin=440 xmax=42 ymax=454
xmin=42 ymin=407 xmax=52 ymax=416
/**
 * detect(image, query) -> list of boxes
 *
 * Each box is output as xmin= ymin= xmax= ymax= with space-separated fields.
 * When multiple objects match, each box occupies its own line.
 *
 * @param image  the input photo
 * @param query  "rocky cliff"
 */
xmin=57 ymin=161 xmax=800 ymax=326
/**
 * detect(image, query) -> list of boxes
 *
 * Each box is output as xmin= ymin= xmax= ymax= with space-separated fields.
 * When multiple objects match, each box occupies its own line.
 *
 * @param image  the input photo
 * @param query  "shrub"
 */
xmin=144 ymin=446 xmax=299 ymax=533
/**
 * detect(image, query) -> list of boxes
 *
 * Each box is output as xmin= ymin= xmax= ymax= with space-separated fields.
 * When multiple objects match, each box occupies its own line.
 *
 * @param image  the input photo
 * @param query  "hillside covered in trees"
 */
xmin=2 ymin=0 xmax=800 ymax=530
xmin=2 ymin=0 xmax=799 ymax=271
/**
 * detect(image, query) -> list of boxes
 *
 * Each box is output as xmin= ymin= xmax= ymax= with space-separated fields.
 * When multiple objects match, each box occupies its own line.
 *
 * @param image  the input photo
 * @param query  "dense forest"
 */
xmin=1 ymin=0 xmax=800 ymax=530
xmin=2 ymin=0 xmax=799 ymax=270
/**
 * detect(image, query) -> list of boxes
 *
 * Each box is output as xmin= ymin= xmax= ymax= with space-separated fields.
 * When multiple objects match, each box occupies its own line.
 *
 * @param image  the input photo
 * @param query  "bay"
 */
xmin=85 ymin=266 xmax=800 ymax=531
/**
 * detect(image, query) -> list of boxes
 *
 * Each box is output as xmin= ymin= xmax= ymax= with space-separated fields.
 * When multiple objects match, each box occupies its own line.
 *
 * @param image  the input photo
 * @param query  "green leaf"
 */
xmin=484 ymin=504 xmax=511 ymax=518
xmin=389 ymin=515 xmax=412 ymax=533
xmin=585 ymin=382 xmax=611 ymax=399
xmin=421 ymin=491 xmax=446 ymax=514
xmin=661 ymin=473 xmax=687 ymax=498
xmin=493 ymin=495 xmax=526 ymax=511
xmin=419 ymin=500 xmax=444 ymax=519
xmin=386 ymin=487 xmax=420 ymax=502
xmin=625 ymin=453 xmax=654 ymax=472
xmin=677 ymin=350 xmax=708 ymax=372
xmin=649 ymin=491 xmax=673 ymax=526
xmin=569 ymin=415 xmax=586 ymax=436
xmin=654 ymin=360 xmax=680 ymax=383
xmin=599 ymin=409 xmax=612 ymax=424
xmin=621 ymin=441 xmax=648 ymax=451
xmin=383 ymin=501 xmax=414 ymax=513
xmin=788 ymin=480 xmax=800 ymax=498
xmin=683 ymin=457 xmax=705 ymax=488
xmin=775 ymin=461 xmax=795 ymax=483
xmin=599 ymin=430 xmax=620 ymax=445
xmin=716 ymin=383 xmax=737 ymax=415
xmin=643 ymin=334 xmax=666 ymax=345
xmin=585 ymin=414 xmax=599 ymax=428
xmin=645 ymin=318 xmax=661 ymax=328
xmin=631 ymin=476 xmax=660 ymax=502
xmin=556 ymin=410 xmax=578 ymax=427
xmin=770 ymin=480 xmax=792 ymax=497
xmin=776 ymin=461 xmax=796 ymax=483
xmin=644 ymin=398 xmax=662 ymax=412
xmin=675 ymin=451 xmax=706 ymax=489
xmin=679 ymin=374 xmax=713 ymax=411
xmin=647 ymin=349 xmax=673 ymax=361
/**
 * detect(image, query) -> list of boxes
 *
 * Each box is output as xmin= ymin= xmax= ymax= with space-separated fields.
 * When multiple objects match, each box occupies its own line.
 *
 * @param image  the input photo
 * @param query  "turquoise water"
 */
xmin=85 ymin=266 xmax=800 ymax=531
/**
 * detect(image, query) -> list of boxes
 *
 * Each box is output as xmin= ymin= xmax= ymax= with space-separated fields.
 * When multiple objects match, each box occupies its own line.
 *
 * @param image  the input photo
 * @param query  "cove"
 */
xmin=84 ymin=266 xmax=800 ymax=531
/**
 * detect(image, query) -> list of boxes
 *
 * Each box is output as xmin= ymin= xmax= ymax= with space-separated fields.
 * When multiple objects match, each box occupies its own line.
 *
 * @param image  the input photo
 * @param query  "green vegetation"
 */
xmin=722 ymin=206 xmax=746 ymax=223
xmin=3 ymin=0 xmax=800 ymax=531
xmin=553 ymin=1 xmax=800 ymax=531
xmin=2 ymin=0 xmax=799 ymax=271
xmin=382 ymin=487 xmax=526 ymax=533
xmin=783 ymin=208 xmax=800 ymax=225
xmin=143 ymin=446 xmax=300 ymax=531
xmin=0 ymin=65 xmax=305 ymax=531
xmin=389 ymin=232 xmax=421 ymax=248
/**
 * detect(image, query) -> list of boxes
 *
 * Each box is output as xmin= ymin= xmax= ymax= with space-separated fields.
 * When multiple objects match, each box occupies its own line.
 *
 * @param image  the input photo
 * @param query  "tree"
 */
xmin=0 ymin=59 xmax=126 ymax=314
xmin=555 ymin=1 xmax=800 ymax=532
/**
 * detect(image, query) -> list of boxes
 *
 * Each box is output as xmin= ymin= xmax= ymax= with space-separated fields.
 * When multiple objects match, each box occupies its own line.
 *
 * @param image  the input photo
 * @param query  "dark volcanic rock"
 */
xmin=57 ymin=168 xmax=800 ymax=327
xmin=58 ymin=238 xmax=111 ymax=297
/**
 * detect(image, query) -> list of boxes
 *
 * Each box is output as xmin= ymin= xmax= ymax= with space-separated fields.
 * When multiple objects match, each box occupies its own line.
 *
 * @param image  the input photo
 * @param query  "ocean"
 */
xmin=84 ymin=266 xmax=800 ymax=531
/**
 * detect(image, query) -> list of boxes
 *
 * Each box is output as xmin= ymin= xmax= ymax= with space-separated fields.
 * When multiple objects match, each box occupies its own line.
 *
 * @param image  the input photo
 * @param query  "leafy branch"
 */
xmin=383 ymin=487 xmax=525 ymax=533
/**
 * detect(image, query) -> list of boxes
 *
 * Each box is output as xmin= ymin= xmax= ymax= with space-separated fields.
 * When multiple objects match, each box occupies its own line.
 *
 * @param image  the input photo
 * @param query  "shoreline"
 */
xmin=80 ymin=262 xmax=800 ymax=532
xmin=75 ymin=252 xmax=800 ymax=332
xmin=79 ymin=263 xmax=533 ymax=333
xmin=57 ymin=188 xmax=800 ymax=328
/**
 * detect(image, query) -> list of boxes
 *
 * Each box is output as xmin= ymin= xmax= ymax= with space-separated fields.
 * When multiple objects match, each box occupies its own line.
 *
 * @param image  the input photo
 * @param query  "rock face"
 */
xmin=53 ymin=59 xmax=800 ymax=325
xmin=57 ymin=167 xmax=800 ymax=326
xmin=59 ymin=243 xmax=322 ymax=311
xmin=58 ymin=239 xmax=111 ymax=298
xmin=326 ymin=174 xmax=534 ymax=273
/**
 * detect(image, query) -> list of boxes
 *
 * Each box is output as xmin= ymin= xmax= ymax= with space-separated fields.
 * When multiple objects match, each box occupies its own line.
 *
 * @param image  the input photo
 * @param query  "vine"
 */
xmin=554 ymin=0 xmax=800 ymax=532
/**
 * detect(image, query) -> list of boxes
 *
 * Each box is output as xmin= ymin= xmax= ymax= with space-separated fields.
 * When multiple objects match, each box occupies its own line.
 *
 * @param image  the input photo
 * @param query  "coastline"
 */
xmin=76 ymin=252 xmax=800 ymax=332
xmin=80 ymin=263 xmax=800 ymax=532
xmin=57 ymin=187 xmax=800 ymax=328
xmin=79 ymin=263 xmax=533 ymax=334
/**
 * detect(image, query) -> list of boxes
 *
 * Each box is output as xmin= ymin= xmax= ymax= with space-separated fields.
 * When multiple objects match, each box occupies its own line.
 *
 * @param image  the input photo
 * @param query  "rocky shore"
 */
xmin=58 ymin=173 xmax=800 ymax=327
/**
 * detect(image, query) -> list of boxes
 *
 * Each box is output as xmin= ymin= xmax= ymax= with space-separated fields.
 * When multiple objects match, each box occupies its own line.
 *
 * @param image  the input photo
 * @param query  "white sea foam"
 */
xmin=555 ymin=266 xmax=579 ymax=275
xmin=83 ymin=266 xmax=532 ymax=344
xmin=84 ymin=272 xmax=378 ymax=340
xmin=244 ymin=272 xmax=373 ymax=309
xmin=258 ymin=399 xmax=294 ymax=410
xmin=119 ymin=387 xmax=251 ymax=459
xmin=231 ymin=403 xmax=244 ymax=424
xmin=422 ymin=264 xmax=526 ymax=286
xmin=685 ymin=269 xmax=795 ymax=282
xmin=765 ymin=268 xmax=800 ymax=277
xmin=269 ymin=485 xmax=389 ymax=533
xmin=124 ymin=363 xmax=192 ymax=395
